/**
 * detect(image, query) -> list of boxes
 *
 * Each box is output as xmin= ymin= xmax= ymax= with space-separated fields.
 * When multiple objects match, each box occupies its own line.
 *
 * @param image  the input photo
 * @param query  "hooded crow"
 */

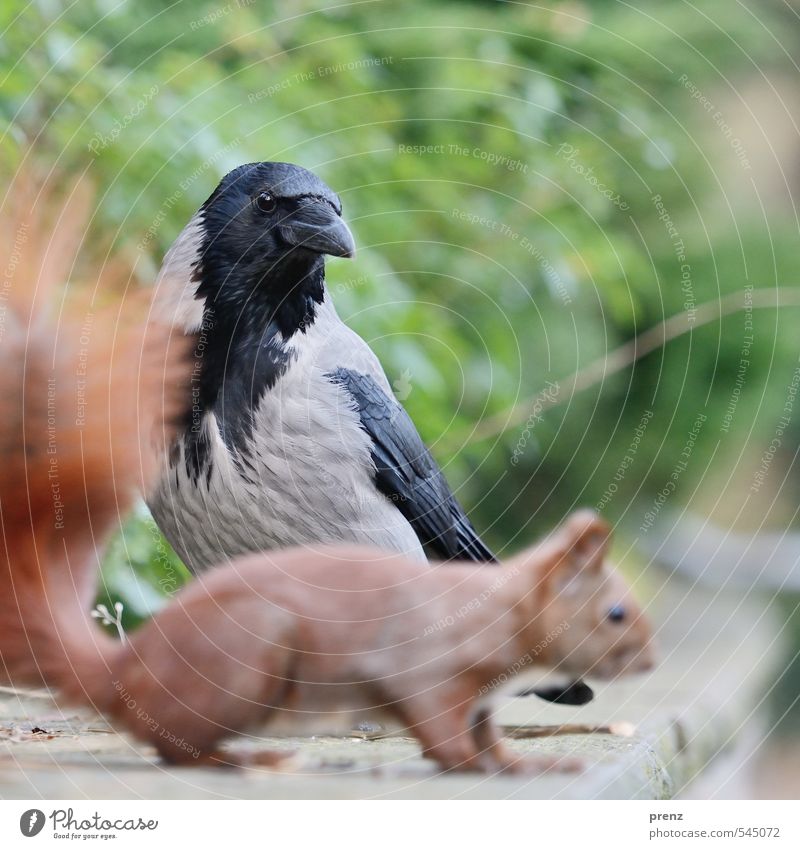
xmin=148 ymin=162 xmax=590 ymax=706
xmin=149 ymin=161 xmax=496 ymax=571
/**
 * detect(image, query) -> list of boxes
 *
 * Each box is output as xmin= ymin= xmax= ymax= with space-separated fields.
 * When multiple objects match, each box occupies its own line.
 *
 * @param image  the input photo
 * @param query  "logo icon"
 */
xmin=19 ymin=809 xmax=46 ymax=837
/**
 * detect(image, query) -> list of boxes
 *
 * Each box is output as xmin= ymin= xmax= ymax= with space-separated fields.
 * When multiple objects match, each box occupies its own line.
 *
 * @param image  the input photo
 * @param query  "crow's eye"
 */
xmin=255 ymin=192 xmax=276 ymax=213
xmin=608 ymin=604 xmax=626 ymax=624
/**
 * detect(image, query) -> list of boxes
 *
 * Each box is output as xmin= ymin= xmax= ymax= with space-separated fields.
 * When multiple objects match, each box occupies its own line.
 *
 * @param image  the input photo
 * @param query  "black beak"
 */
xmin=278 ymin=199 xmax=355 ymax=258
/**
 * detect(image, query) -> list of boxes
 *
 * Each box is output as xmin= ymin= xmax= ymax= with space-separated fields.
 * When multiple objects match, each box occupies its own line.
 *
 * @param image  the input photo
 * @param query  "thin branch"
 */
xmin=459 ymin=287 xmax=800 ymax=447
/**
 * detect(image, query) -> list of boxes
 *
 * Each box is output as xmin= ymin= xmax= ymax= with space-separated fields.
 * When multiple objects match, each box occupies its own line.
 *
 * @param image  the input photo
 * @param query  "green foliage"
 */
xmin=94 ymin=503 xmax=191 ymax=630
xmin=3 ymin=0 xmax=799 ymax=595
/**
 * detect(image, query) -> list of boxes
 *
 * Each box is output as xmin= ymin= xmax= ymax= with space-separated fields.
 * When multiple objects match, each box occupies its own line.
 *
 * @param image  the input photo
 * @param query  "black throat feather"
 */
xmin=180 ymin=237 xmax=325 ymax=484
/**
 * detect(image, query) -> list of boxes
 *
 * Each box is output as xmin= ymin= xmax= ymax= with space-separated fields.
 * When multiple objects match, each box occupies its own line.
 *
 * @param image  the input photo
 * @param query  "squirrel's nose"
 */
xmin=612 ymin=645 xmax=655 ymax=676
xmin=636 ymin=643 xmax=657 ymax=673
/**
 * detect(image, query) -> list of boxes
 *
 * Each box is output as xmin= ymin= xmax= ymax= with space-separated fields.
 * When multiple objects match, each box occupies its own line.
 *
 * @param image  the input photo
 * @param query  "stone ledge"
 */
xmin=0 ymin=571 xmax=780 ymax=799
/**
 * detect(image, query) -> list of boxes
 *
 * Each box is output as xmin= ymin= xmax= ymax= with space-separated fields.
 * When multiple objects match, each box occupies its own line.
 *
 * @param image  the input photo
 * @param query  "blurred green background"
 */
xmin=2 ymin=1 xmax=799 ymax=735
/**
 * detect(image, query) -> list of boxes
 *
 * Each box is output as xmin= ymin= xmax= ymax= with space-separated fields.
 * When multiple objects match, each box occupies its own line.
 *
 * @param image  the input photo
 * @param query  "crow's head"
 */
xmin=158 ymin=162 xmax=354 ymax=331
xmin=199 ymin=161 xmax=354 ymax=296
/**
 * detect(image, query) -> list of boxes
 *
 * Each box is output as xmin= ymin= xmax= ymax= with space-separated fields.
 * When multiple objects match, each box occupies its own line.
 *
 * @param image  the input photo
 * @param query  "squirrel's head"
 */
xmin=524 ymin=510 xmax=655 ymax=681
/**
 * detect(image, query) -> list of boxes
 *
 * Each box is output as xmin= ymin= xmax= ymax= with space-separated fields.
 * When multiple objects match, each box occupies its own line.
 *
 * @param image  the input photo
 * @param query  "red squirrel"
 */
xmin=70 ymin=513 xmax=653 ymax=773
xmin=0 ymin=174 xmax=654 ymax=774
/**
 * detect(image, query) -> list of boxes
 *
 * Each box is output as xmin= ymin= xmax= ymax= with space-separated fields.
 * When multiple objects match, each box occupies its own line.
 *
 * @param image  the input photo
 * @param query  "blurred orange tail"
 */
xmin=0 ymin=170 xmax=192 ymax=688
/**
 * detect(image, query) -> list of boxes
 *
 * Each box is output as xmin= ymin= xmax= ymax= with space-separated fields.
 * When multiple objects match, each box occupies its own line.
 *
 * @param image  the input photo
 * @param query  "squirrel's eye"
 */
xmin=255 ymin=192 xmax=276 ymax=213
xmin=608 ymin=604 xmax=626 ymax=623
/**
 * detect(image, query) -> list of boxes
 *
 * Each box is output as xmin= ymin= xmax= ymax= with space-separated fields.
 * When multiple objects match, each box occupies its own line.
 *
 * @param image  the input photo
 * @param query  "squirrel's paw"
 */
xmin=496 ymin=753 xmax=587 ymax=775
xmin=197 ymin=749 xmax=299 ymax=771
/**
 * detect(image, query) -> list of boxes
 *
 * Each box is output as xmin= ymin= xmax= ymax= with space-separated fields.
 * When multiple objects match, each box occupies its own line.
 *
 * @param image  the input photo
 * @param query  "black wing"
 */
xmin=327 ymin=367 xmax=496 ymax=563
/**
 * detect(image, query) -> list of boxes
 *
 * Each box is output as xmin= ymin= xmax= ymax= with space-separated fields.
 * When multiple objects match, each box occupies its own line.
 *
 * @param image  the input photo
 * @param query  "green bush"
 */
xmin=3 ymin=0 xmax=799 ymax=621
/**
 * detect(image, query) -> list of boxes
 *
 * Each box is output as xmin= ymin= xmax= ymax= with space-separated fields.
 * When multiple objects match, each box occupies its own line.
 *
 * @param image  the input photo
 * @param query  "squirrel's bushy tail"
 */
xmin=0 ymin=170 xmax=191 ymax=696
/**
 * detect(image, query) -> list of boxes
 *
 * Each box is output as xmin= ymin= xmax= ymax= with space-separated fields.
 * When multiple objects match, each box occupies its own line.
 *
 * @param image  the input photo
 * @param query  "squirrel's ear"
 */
xmin=562 ymin=510 xmax=611 ymax=573
xmin=538 ymin=510 xmax=611 ymax=589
